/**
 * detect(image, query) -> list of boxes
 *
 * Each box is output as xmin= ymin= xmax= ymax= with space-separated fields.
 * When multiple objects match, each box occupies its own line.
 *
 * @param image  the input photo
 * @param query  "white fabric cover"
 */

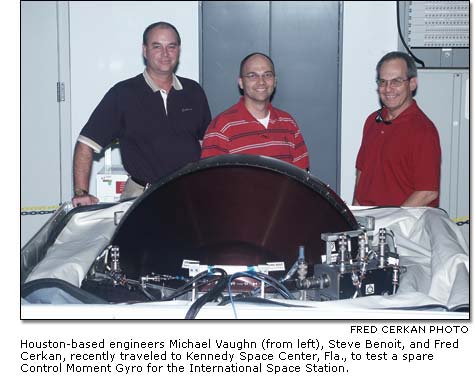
xmin=26 ymin=202 xmax=132 ymax=286
xmin=353 ymin=207 xmax=468 ymax=309
xmin=25 ymin=204 xmax=469 ymax=311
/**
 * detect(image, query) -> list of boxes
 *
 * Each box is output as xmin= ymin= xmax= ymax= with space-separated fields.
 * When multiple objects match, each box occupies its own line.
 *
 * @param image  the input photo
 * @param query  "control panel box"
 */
xmin=398 ymin=1 xmax=469 ymax=68
xmin=96 ymin=166 xmax=128 ymax=202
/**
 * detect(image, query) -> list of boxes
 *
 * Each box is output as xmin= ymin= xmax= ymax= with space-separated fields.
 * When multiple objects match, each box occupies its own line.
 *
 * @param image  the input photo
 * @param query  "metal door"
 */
xmin=201 ymin=1 xmax=342 ymax=191
xmin=21 ymin=1 xmax=71 ymax=246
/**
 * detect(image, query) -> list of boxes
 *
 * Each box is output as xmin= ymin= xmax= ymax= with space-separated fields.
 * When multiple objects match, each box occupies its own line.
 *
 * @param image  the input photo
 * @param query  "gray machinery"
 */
xmin=77 ymin=156 xmax=401 ymax=306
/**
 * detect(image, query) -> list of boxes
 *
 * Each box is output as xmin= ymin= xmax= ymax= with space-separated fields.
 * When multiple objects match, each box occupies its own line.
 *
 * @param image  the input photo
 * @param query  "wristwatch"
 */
xmin=74 ymin=188 xmax=89 ymax=197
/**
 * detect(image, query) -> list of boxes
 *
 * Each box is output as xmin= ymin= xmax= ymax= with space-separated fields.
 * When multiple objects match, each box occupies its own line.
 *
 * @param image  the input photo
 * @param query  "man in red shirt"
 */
xmin=353 ymin=52 xmax=441 ymax=207
xmin=201 ymin=53 xmax=309 ymax=170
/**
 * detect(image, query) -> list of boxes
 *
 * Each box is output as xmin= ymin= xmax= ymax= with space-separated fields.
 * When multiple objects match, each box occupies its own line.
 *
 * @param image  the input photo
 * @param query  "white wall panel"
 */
xmin=21 ymin=1 xmax=63 ymax=245
xmin=69 ymin=1 xmax=200 ymax=194
xmin=416 ymin=69 xmax=469 ymax=222
xmin=340 ymin=1 xmax=398 ymax=204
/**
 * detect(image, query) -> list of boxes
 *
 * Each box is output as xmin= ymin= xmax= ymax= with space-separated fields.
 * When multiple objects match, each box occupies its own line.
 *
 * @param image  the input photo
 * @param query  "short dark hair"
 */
xmin=143 ymin=22 xmax=181 ymax=46
xmin=239 ymin=52 xmax=275 ymax=76
xmin=376 ymin=51 xmax=417 ymax=79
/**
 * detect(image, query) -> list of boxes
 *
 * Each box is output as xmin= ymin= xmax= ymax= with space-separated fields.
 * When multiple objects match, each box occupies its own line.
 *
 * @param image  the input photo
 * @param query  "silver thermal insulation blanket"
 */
xmin=24 ymin=203 xmax=469 ymax=315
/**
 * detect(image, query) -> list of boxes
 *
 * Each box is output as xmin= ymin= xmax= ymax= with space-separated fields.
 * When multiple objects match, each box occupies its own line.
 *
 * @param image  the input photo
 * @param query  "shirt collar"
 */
xmin=381 ymin=100 xmax=418 ymax=122
xmin=143 ymin=70 xmax=183 ymax=92
xmin=238 ymin=97 xmax=274 ymax=120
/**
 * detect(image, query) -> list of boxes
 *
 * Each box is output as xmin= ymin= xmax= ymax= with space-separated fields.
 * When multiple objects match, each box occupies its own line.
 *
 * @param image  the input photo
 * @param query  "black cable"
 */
xmin=217 ymin=293 xmax=250 ymax=306
xmin=185 ymin=270 xmax=296 ymax=318
xmin=185 ymin=278 xmax=227 ymax=319
xmin=158 ymin=270 xmax=217 ymax=301
xmin=185 ymin=269 xmax=228 ymax=319
xmin=267 ymin=273 xmax=296 ymax=299
xmin=219 ymin=295 xmax=309 ymax=308
xmin=250 ymin=272 xmax=296 ymax=300
xmin=138 ymin=284 xmax=158 ymax=301
xmin=397 ymin=2 xmax=425 ymax=67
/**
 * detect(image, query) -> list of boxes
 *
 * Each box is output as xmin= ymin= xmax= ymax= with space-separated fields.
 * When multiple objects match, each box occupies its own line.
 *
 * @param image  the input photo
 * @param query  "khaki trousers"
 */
xmin=120 ymin=177 xmax=145 ymax=201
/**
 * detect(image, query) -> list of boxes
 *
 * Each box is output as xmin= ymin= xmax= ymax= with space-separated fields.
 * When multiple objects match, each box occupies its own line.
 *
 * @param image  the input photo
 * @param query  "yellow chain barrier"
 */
xmin=21 ymin=205 xmax=60 ymax=216
xmin=452 ymin=216 xmax=469 ymax=226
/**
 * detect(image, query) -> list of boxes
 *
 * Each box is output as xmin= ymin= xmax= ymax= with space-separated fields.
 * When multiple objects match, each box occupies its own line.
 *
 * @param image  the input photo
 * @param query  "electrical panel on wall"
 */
xmin=398 ymin=1 xmax=469 ymax=68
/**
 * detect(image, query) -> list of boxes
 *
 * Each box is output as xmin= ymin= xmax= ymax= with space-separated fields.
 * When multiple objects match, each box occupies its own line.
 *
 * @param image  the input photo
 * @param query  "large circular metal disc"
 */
xmin=110 ymin=155 xmax=358 ymax=280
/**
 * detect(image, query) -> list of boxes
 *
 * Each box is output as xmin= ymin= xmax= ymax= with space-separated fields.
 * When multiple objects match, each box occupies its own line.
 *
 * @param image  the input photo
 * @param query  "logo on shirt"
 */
xmin=182 ymin=108 xmax=193 ymax=112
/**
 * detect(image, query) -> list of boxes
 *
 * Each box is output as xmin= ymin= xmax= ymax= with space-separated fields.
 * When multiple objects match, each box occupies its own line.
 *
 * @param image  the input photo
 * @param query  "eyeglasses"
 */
xmin=376 ymin=78 xmax=410 ymax=88
xmin=243 ymin=72 xmax=275 ymax=81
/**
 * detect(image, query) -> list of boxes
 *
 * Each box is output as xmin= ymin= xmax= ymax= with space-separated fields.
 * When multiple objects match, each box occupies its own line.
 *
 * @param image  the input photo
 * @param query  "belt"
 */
xmin=131 ymin=176 xmax=149 ymax=187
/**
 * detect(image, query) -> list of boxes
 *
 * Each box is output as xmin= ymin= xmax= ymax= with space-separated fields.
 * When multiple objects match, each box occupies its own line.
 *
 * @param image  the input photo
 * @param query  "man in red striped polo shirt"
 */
xmin=201 ymin=53 xmax=309 ymax=170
